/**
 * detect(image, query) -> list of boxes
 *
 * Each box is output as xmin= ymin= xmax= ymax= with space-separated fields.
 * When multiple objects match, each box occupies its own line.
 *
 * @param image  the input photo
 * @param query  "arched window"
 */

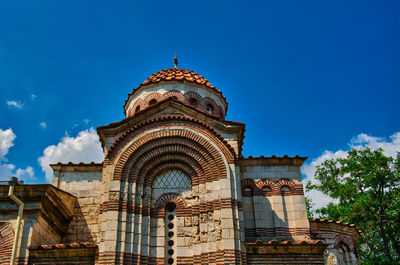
xmin=188 ymin=98 xmax=198 ymax=107
xmin=242 ymin=186 xmax=256 ymax=238
xmin=281 ymin=186 xmax=291 ymax=196
xmin=135 ymin=105 xmax=141 ymax=112
xmin=149 ymin=99 xmax=157 ymax=106
xmin=152 ymin=170 xmax=191 ymax=189
xmin=152 ymin=170 xmax=192 ymax=203
xmin=206 ymin=104 xmax=214 ymax=114
xmin=261 ymin=186 xmax=272 ymax=195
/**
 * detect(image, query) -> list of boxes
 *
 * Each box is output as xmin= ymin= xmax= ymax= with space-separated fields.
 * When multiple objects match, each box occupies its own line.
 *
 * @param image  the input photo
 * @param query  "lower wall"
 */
xmin=247 ymin=253 xmax=325 ymax=264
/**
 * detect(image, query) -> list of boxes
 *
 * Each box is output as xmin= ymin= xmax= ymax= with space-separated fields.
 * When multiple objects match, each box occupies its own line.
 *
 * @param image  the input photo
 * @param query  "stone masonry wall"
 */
xmin=240 ymin=164 xmax=310 ymax=242
xmin=53 ymin=170 xmax=103 ymax=243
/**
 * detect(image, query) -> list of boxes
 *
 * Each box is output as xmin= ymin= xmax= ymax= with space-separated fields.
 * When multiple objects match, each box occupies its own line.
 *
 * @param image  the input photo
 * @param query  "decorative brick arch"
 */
xmin=143 ymin=92 xmax=162 ymax=107
xmin=153 ymin=193 xmax=187 ymax=218
xmin=161 ymin=90 xmax=184 ymax=102
xmin=276 ymin=179 xmax=296 ymax=195
xmin=203 ymin=97 xmax=219 ymax=115
xmin=130 ymin=98 xmax=143 ymax=116
xmin=137 ymin=154 xmax=203 ymax=186
xmin=241 ymin=179 xmax=257 ymax=191
xmin=107 ymin=116 xmax=236 ymax=163
xmin=125 ymin=139 xmax=213 ymax=183
xmin=155 ymin=193 xmax=186 ymax=209
xmin=255 ymin=179 xmax=279 ymax=190
xmin=121 ymin=135 xmax=220 ymax=184
xmin=113 ymin=122 xmax=235 ymax=183
xmin=334 ymin=235 xmax=356 ymax=253
xmin=183 ymin=91 xmax=205 ymax=109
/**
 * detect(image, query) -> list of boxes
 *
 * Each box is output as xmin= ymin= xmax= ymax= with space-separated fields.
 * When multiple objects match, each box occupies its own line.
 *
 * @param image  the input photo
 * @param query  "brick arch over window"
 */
xmin=183 ymin=91 xmax=205 ymax=109
xmin=241 ymin=179 xmax=257 ymax=191
xmin=276 ymin=179 xmax=297 ymax=196
xmin=142 ymin=92 xmax=162 ymax=107
xmin=203 ymin=97 xmax=218 ymax=115
xmin=125 ymin=138 xmax=213 ymax=183
xmin=113 ymin=127 xmax=232 ymax=184
xmin=153 ymin=193 xmax=187 ymax=218
xmin=137 ymin=154 xmax=203 ymax=186
xmin=255 ymin=179 xmax=279 ymax=191
xmin=160 ymin=90 xmax=184 ymax=102
xmin=119 ymin=135 xmax=222 ymax=184
xmin=334 ymin=235 xmax=356 ymax=254
xmin=107 ymin=116 xmax=236 ymax=163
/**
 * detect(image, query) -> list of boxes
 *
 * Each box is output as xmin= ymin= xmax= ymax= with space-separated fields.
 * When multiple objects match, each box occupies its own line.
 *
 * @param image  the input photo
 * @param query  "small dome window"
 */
xmin=189 ymin=98 xmax=198 ymax=107
xmin=262 ymin=186 xmax=271 ymax=192
xmin=135 ymin=106 xmax=140 ymax=112
xmin=206 ymin=104 xmax=214 ymax=114
xmin=149 ymin=99 xmax=157 ymax=106
xmin=281 ymin=186 xmax=291 ymax=195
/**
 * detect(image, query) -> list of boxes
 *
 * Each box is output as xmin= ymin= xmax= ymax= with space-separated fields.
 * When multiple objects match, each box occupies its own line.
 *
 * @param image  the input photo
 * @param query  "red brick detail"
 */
xmin=127 ymin=90 xmax=226 ymax=120
xmin=142 ymin=92 xmax=162 ymax=107
xmin=203 ymin=97 xmax=219 ymax=115
xmin=108 ymin=117 xmax=235 ymax=164
xmin=241 ymin=178 xmax=304 ymax=196
xmin=183 ymin=91 xmax=205 ymax=109
xmin=0 ymin=222 xmax=14 ymax=265
xmin=124 ymin=140 xmax=213 ymax=184
xmin=334 ymin=235 xmax=357 ymax=254
xmin=98 ymin=249 xmax=242 ymax=265
xmin=160 ymin=90 xmax=185 ymax=102
xmin=99 ymin=198 xmax=241 ymax=216
xmin=129 ymin=98 xmax=143 ymax=117
xmin=113 ymin=127 xmax=232 ymax=182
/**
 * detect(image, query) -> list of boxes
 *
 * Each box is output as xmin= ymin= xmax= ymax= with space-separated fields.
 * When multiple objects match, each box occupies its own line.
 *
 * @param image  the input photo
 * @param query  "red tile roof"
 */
xmin=139 ymin=68 xmax=217 ymax=90
xmin=310 ymin=218 xmax=361 ymax=234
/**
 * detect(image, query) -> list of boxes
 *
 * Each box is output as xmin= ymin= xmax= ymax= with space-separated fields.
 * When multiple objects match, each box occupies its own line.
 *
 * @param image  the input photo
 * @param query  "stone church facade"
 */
xmin=0 ymin=68 xmax=360 ymax=264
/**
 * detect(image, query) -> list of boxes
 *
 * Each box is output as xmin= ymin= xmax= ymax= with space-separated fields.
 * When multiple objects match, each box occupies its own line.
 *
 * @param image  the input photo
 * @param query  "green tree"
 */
xmin=306 ymin=148 xmax=400 ymax=264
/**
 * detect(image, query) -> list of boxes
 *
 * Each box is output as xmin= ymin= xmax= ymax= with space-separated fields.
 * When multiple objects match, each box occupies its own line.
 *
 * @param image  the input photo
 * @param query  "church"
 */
xmin=0 ymin=64 xmax=360 ymax=264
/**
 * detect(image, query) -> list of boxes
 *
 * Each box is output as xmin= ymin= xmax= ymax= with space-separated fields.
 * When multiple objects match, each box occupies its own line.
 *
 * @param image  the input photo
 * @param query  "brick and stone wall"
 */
xmin=96 ymin=117 xmax=245 ymax=264
xmin=0 ymin=222 xmax=14 ymax=265
xmin=239 ymin=157 xmax=309 ymax=243
xmin=310 ymin=219 xmax=361 ymax=265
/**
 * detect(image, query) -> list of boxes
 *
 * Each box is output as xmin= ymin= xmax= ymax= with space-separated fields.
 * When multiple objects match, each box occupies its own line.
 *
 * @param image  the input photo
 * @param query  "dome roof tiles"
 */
xmin=137 ymin=68 xmax=218 ymax=91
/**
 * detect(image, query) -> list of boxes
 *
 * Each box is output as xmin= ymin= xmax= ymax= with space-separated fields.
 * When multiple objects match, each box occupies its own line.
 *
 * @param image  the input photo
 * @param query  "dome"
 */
xmin=124 ymin=68 xmax=227 ymax=120
xmin=140 ymin=69 xmax=217 ymax=90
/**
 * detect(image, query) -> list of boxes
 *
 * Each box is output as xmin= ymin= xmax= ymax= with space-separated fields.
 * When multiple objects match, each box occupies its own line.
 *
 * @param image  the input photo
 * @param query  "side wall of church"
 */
xmin=52 ymin=168 xmax=103 ymax=243
xmin=240 ymin=164 xmax=309 ymax=242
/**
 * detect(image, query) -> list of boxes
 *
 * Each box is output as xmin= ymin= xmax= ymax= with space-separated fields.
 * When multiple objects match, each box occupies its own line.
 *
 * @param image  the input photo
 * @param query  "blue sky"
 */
xmin=0 ymin=1 xmax=399 ymax=186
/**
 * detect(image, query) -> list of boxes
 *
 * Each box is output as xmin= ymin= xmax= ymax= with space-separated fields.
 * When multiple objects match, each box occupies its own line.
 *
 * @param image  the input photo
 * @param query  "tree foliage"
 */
xmin=306 ymin=148 xmax=400 ymax=264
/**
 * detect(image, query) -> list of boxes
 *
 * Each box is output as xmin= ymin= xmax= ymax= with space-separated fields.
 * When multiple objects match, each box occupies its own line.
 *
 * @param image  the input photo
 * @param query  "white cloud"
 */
xmin=31 ymin=94 xmax=37 ymax=100
xmin=38 ymin=128 xmax=103 ymax=182
xmin=350 ymin=132 xmax=400 ymax=158
xmin=0 ymin=128 xmax=16 ymax=161
xmin=0 ymin=128 xmax=35 ymax=182
xmin=83 ymin=118 xmax=90 ymax=125
xmin=6 ymin=100 xmax=23 ymax=109
xmin=39 ymin=122 xmax=47 ymax=129
xmin=15 ymin=166 xmax=35 ymax=180
xmin=303 ymin=132 xmax=400 ymax=211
